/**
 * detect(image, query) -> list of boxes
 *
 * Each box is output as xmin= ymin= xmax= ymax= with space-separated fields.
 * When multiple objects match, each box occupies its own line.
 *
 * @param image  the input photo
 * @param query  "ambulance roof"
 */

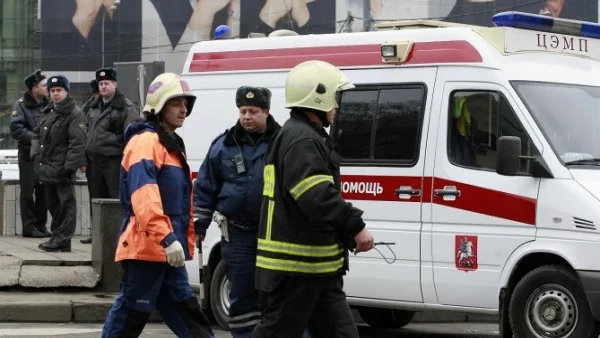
xmin=182 ymin=12 xmax=600 ymax=80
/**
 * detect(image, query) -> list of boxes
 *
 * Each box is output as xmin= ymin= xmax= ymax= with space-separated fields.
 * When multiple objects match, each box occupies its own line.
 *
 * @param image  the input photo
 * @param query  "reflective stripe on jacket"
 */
xmin=256 ymin=111 xmax=366 ymax=292
xmin=115 ymin=121 xmax=195 ymax=263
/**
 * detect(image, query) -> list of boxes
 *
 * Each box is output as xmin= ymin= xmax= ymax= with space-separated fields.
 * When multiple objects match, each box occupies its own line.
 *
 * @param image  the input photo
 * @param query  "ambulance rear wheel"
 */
xmin=509 ymin=265 xmax=600 ymax=338
xmin=210 ymin=260 xmax=231 ymax=330
xmin=357 ymin=307 xmax=415 ymax=329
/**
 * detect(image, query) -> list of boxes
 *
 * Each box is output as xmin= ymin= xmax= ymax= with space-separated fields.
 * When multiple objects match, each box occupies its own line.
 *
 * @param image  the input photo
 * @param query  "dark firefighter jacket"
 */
xmin=31 ymin=95 xmax=87 ymax=184
xmin=10 ymin=91 xmax=49 ymax=147
xmin=255 ymin=110 xmax=366 ymax=292
xmin=193 ymin=115 xmax=280 ymax=234
xmin=85 ymin=89 xmax=139 ymax=158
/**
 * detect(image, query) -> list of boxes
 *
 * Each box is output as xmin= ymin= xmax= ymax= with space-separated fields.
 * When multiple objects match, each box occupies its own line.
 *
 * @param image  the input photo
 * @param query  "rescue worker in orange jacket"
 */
xmin=102 ymin=73 xmax=214 ymax=338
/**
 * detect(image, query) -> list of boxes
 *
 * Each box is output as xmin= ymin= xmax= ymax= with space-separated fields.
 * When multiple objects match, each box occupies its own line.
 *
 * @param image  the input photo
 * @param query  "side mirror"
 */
xmin=496 ymin=136 xmax=521 ymax=176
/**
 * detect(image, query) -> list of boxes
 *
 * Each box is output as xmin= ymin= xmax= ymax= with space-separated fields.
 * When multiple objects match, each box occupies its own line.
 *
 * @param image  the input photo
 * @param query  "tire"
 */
xmin=209 ymin=260 xmax=230 ymax=330
xmin=509 ymin=264 xmax=600 ymax=338
xmin=357 ymin=307 xmax=415 ymax=329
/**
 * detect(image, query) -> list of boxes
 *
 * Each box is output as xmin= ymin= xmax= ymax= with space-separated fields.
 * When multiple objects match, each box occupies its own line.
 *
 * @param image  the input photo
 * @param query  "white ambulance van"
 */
xmin=181 ymin=12 xmax=600 ymax=338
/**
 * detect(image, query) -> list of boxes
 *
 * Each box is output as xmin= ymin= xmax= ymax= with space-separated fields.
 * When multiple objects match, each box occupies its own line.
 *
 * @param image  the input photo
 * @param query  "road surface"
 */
xmin=0 ymin=322 xmax=500 ymax=337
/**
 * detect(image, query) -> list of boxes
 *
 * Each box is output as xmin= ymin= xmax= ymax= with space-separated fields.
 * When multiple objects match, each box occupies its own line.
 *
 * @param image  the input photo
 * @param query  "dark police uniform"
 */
xmin=10 ymin=69 xmax=50 ymax=238
xmin=81 ymin=79 xmax=99 ymax=115
xmin=82 ymin=68 xmax=138 ymax=244
xmin=31 ymin=75 xmax=86 ymax=252
xmin=193 ymin=87 xmax=280 ymax=338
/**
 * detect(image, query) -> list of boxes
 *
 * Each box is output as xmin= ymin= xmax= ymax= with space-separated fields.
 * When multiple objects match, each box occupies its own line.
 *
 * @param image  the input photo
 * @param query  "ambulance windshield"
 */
xmin=512 ymin=81 xmax=600 ymax=166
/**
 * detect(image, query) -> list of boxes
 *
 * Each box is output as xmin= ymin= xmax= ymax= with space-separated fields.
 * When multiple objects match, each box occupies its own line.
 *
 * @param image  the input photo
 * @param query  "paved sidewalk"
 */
xmin=0 ymin=236 xmax=97 ymax=289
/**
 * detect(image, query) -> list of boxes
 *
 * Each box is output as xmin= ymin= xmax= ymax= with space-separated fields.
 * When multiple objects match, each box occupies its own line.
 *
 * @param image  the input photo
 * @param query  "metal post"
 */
xmin=101 ymin=10 xmax=105 ymax=67
xmin=363 ymin=0 xmax=371 ymax=31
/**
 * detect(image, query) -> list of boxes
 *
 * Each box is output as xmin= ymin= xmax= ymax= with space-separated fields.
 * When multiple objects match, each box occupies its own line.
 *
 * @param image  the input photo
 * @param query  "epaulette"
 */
xmin=210 ymin=130 xmax=228 ymax=147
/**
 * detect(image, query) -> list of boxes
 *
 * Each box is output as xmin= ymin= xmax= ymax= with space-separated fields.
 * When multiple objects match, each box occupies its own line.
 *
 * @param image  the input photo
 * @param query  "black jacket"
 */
xmin=31 ymin=95 xmax=87 ymax=183
xmin=255 ymin=110 xmax=365 ymax=292
xmin=85 ymin=89 xmax=139 ymax=158
xmin=10 ymin=91 xmax=49 ymax=147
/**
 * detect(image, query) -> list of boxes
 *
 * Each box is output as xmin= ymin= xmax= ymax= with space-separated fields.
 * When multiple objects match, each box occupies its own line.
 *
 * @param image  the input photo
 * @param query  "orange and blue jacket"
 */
xmin=115 ymin=121 xmax=195 ymax=263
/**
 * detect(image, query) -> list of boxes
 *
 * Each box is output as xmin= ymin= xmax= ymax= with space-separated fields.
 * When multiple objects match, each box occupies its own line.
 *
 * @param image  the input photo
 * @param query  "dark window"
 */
xmin=334 ymin=85 xmax=426 ymax=165
xmin=448 ymin=91 xmax=535 ymax=173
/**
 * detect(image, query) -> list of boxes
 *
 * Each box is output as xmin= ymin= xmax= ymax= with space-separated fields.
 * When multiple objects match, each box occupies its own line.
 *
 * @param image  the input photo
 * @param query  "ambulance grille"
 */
xmin=572 ymin=217 xmax=596 ymax=230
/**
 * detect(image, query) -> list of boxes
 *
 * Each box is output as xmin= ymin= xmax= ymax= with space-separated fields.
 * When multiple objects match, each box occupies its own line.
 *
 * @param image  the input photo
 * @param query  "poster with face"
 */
xmin=335 ymin=0 xmax=597 ymax=31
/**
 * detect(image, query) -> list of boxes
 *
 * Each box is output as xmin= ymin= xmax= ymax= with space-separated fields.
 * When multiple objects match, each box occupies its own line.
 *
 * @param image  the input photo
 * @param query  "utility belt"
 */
xmin=213 ymin=212 xmax=257 ymax=242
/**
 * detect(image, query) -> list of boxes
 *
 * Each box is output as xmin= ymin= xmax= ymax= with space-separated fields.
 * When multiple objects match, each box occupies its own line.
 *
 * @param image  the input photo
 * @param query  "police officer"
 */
xmin=102 ymin=73 xmax=214 ymax=338
xmin=10 ymin=69 xmax=50 ymax=238
xmin=81 ymin=67 xmax=138 ymax=244
xmin=81 ymin=79 xmax=100 ymax=114
xmin=31 ymin=75 xmax=86 ymax=252
xmin=193 ymin=86 xmax=280 ymax=338
xmin=252 ymin=60 xmax=375 ymax=338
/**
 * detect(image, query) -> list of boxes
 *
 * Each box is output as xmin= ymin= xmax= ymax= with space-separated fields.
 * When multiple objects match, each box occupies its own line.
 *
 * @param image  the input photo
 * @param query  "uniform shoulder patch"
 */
xmin=78 ymin=123 xmax=87 ymax=132
xmin=11 ymin=110 xmax=18 ymax=117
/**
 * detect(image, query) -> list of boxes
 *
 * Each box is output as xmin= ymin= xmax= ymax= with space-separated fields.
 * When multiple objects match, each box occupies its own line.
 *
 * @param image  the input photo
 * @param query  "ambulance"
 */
xmin=180 ymin=11 xmax=600 ymax=338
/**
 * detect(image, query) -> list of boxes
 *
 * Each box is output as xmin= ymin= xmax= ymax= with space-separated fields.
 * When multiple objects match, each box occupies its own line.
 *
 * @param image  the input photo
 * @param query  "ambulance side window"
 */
xmin=448 ymin=91 xmax=535 ymax=173
xmin=334 ymin=85 xmax=426 ymax=165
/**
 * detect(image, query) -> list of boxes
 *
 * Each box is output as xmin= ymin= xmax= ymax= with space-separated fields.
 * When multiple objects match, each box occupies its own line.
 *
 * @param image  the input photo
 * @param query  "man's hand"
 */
xmin=79 ymin=166 xmax=87 ymax=174
xmin=165 ymin=240 xmax=185 ymax=267
xmin=353 ymin=228 xmax=374 ymax=254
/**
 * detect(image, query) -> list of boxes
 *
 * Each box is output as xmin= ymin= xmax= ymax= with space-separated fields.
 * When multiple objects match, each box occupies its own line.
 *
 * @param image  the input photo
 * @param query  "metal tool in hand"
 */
xmin=349 ymin=240 xmax=397 ymax=264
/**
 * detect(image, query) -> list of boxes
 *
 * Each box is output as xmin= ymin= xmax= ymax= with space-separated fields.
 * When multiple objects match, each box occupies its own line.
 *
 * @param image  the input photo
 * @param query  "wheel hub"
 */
xmin=220 ymin=277 xmax=231 ymax=315
xmin=525 ymin=284 xmax=577 ymax=338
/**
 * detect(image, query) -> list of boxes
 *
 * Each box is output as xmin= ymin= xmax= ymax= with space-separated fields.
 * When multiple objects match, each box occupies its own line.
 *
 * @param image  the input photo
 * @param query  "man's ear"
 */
xmin=264 ymin=108 xmax=270 ymax=115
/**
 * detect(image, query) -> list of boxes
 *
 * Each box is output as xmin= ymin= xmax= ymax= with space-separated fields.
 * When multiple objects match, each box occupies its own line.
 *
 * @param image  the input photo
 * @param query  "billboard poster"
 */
xmin=336 ymin=0 xmax=598 ymax=31
xmin=40 ymin=0 xmax=598 ymax=84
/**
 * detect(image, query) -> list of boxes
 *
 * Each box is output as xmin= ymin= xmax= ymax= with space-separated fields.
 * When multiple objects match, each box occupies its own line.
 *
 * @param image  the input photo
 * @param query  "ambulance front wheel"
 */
xmin=357 ymin=307 xmax=415 ymax=329
xmin=210 ymin=260 xmax=231 ymax=330
xmin=508 ymin=265 xmax=600 ymax=338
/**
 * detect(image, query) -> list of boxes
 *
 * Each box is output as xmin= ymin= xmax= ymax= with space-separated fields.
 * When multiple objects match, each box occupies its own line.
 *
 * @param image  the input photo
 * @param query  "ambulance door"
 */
xmin=333 ymin=67 xmax=437 ymax=303
xmin=430 ymin=81 xmax=539 ymax=309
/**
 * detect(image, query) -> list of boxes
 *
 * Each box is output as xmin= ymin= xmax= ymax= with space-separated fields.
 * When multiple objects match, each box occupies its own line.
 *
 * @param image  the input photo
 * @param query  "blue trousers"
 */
xmin=222 ymin=224 xmax=311 ymax=338
xmin=222 ymin=225 xmax=261 ymax=338
xmin=102 ymin=260 xmax=214 ymax=338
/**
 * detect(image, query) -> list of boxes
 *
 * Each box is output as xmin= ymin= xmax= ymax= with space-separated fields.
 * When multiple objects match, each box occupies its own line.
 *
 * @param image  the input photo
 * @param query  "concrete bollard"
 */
xmin=91 ymin=198 xmax=124 ymax=293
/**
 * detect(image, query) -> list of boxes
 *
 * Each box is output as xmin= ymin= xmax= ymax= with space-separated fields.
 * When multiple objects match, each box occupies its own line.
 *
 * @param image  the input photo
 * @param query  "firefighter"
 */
xmin=193 ymin=86 xmax=281 ymax=338
xmin=81 ymin=67 xmax=139 ymax=244
xmin=31 ymin=75 xmax=86 ymax=252
xmin=102 ymin=73 xmax=214 ymax=338
xmin=252 ymin=60 xmax=375 ymax=338
xmin=10 ymin=69 xmax=50 ymax=238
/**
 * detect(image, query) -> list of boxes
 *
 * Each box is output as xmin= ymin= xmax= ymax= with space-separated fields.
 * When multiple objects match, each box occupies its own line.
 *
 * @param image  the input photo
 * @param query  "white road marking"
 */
xmin=0 ymin=328 xmax=102 ymax=336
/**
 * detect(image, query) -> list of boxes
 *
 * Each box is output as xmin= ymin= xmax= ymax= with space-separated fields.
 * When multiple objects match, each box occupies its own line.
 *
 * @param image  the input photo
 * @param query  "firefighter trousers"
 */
xmin=18 ymin=145 xmax=47 ymax=235
xmin=252 ymin=275 xmax=358 ymax=338
xmin=102 ymin=260 xmax=215 ymax=338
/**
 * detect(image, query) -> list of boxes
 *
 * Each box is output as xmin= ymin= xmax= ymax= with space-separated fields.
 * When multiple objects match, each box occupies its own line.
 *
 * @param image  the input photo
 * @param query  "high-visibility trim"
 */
xmin=289 ymin=175 xmax=334 ymax=200
xmin=256 ymin=255 xmax=344 ymax=274
xmin=258 ymin=238 xmax=342 ymax=258
xmin=263 ymin=164 xmax=275 ymax=198
xmin=265 ymin=200 xmax=274 ymax=241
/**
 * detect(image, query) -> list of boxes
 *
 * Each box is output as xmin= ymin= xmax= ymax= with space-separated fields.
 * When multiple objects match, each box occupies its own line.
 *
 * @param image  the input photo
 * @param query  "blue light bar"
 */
xmin=492 ymin=11 xmax=600 ymax=39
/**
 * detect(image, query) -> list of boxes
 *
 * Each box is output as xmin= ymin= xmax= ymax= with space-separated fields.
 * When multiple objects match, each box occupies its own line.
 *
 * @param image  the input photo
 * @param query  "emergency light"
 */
xmin=492 ymin=11 xmax=600 ymax=39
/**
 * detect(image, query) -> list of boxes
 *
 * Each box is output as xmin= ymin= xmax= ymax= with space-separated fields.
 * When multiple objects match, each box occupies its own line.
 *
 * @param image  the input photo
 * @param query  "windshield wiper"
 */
xmin=565 ymin=158 xmax=600 ymax=166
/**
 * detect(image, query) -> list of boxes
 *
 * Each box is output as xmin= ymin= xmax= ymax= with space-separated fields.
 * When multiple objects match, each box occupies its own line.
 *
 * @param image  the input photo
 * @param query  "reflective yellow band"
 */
xmin=265 ymin=200 xmax=274 ymax=241
xmin=258 ymin=238 xmax=342 ymax=258
xmin=263 ymin=164 xmax=275 ymax=198
xmin=256 ymin=255 xmax=344 ymax=274
xmin=289 ymin=175 xmax=333 ymax=200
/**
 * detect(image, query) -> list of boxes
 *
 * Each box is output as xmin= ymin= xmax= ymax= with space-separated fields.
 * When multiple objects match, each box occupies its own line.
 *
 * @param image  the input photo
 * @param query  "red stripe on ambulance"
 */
xmin=188 ymin=40 xmax=482 ymax=73
xmin=191 ymin=172 xmax=536 ymax=226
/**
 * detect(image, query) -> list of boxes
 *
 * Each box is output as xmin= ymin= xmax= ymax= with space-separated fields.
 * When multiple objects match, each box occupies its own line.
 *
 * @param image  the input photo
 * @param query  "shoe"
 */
xmin=23 ymin=229 xmax=51 ymax=238
xmin=38 ymin=228 xmax=52 ymax=237
xmin=80 ymin=237 xmax=92 ymax=244
xmin=38 ymin=239 xmax=71 ymax=252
